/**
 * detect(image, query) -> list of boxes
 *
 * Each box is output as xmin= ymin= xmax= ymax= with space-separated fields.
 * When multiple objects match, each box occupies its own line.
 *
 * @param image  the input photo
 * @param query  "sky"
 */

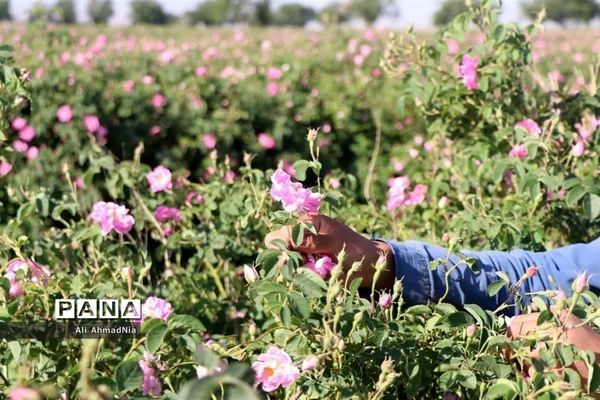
xmin=7 ymin=0 xmax=537 ymax=27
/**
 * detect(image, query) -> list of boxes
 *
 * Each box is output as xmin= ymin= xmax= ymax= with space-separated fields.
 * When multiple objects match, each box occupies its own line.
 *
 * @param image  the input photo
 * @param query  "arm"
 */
xmin=265 ymin=214 xmax=600 ymax=314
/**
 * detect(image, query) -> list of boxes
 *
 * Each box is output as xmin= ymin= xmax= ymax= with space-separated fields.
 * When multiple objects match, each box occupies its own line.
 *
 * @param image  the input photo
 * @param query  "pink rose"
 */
xmin=446 ymin=39 xmax=459 ymax=55
xmin=258 ymin=133 xmax=276 ymax=149
xmin=154 ymin=206 xmax=182 ymax=222
xmin=202 ymin=133 xmax=217 ymax=150
xmin=138 ymin=296 xmax=173 ymax=325
xmin=89 ymin=201 xmax=135 ymax=235
xmin=459 ymin=54 xmax=479 ymax=91
xmin=18 ymin=126 xmax=36 ymax=142
xmin=305 ymin=254 xmax=336 ymax=278
xmin=26 ymin=146 xmax=39 ymax=160
xmin=509 ymin=144 xmax=528 ymax=159
xmin=270 ymin=169 xmax=321 ymax=213
xmin=56 ymin=105 xmax=73 ymax=123
xmin=378 ymin=292 xmax=392 ymax=309
xmin=83 ymin=115 xmax=100 ymax=133
xmin=8 ymin=386 xmax=40 ymax=400
xmin=515 ymin=119 xmax=541 ymax=137
xmin=13 ymin=140 xmax=28 ymax=153
xmin=4 ymin=258 xmax=51 ymax=298
xmin=252 ymin=347 xmax=300 ymax=392
xmin=151 ymin=94 xmax=166 ymax=109
xmin=146 ymin=165 xmax=172 ymax=193
xmin=11 ymin=117 xmax=27 ymax=131
xmin=195 ymin=66 xmax=208 ymax=77
xmin=0 ymin=161 xmax=13 ymax=177
xmin=267 ymin=82 xmax=279 ymax=97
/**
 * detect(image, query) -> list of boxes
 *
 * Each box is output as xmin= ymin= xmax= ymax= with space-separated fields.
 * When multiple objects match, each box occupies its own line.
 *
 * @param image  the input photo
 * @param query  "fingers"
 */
xmin=264 ymin=214 xmax=325 ymax=252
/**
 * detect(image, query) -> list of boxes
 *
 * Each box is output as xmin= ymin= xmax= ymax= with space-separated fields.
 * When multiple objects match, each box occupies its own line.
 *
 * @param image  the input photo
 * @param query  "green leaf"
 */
xmin=146 ymin=322 xmax=168 ymax=353
xmin=291 ymin=223 xmax=305 ymax=247
xmin=586 ymin=194 xmax=600 ymax=220
xmin=168 ymin=314 xmax=206 ymax=332
xmin=588 ymin=361 xmax=600 ymax=393
xmin=485 ymin=378 xmax=518 ymax=399
xmin=115 ymin=359 xmax=143 ymax=392
xmin=293 ymin=269 xmax=327 ymax=298
xmin=288 ymin=292 xmax=310 ymax=320
xmin=566 ymin=186 xmax=587 ymax=207
xmin=437 ymin=311 xmax=473 ymax=329
xmin=253 ymin=281 xmax=288 ymax=295
xmin=487 ymin=280 xmax=506 ymax=297
xmin=458 ymin=369 xmax=477 ymax=389
xmin=293 ymin=160 xmax=310 ymax=181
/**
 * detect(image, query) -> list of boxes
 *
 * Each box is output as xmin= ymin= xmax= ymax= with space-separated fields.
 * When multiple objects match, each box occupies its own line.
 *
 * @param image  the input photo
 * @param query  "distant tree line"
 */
xmin=2 ymin=0 xmax=596 ymax=26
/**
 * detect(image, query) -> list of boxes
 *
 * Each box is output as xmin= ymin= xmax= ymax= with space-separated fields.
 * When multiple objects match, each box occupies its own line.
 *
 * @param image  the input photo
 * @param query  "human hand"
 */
xmin=264 ymin=213 xmax=395 ymax=289
xmin=507 ymin=311 xmax=600 ymax=391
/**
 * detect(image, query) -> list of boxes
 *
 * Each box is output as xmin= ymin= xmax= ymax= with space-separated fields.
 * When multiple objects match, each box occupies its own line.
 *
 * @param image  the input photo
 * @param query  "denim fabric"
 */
xmin=376 ymin=237 xmax=600 ymax=315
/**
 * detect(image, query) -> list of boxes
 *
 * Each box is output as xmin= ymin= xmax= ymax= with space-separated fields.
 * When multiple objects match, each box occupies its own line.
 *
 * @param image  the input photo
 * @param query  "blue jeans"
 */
xmin=377 ymin=237 xmax=600 ymax=315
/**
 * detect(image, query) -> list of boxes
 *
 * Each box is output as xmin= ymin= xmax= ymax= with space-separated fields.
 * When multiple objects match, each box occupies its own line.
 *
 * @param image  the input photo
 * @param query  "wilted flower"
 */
xmin=305 ymin=254 xmax=336 ymax=278
xmin=301 ymin=355 xmax=319 ymax=372
xmin=89 ymin=201 xmax=135 ymax=235
xmin=378 ymin=292 xmax=392 ymax=309
xmin=252 ymin=347 xmax=300 ymax=392
xmin=146 ymin=165 xmax=172 ymax=193
xmin=270 ymin=169 xmax=321 ymax=213
xmin=459 ymin=54 xmax=479 ymax=90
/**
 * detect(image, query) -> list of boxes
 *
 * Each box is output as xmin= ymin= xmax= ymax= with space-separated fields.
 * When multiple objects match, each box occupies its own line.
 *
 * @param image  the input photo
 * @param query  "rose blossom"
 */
xmin=151 ymin=94 xmax=166 ymax=109
xmin=4 ymin=258 xmax=51 ymax=298
xmin=459 ymin=54 xmax=479 ymax=90
xmin=252 ymin=347 xmax=300 ymax=392
xmin=258 ymin=133 xmax=276 ymax=149
xmin=139 ymin=352 xmax=167 ymax=398
xmin=56 ymin=105 xmax=73 ymax=123
xmin=270 ymin=169 xmax=321 ymax=213
xmin=18 ymin=126 xmax=36 ymax=142
xmin=11 ymin=117 xmax=27 ymax=131
xmin=138 ymin=296 xmax=174 ymax=326
xmin=146 ymin=165 xmax=172 ymax=193
xmin=515 ymin=119 xmax=541 ymax=137
xmin=26 ymin=146 xmax=39 ymax=160
xmin=83 ymin=115 xmax=100 ymax=133
xmin=305 ymin=254 xmax=336 ymax=278
xmin=8 ymin=386 xmax=40 ymax=400
xmin=509 ymin=144 xmax=528 ymax=159
xmin=0 ymin=161 xmax=13 ymax=177
xmin=154 ymin=205 xmax=182 ymax=222
xmin=202 ymin=133 xmax=217 ymax=150
xmin=89 ymin=201 xmax=135 ymax=235
xmin=378 ymin=292 xmax=392 ymax=309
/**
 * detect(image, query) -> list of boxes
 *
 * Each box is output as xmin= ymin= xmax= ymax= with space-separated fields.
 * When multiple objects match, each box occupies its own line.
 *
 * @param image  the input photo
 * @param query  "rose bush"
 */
xmin=1 ymin=0 xmax=600 ymax=398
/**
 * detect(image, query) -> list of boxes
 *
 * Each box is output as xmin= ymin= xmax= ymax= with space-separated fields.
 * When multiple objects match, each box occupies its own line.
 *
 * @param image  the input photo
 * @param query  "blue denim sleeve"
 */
xmin=376 ymin=237 xmax=600 ymax=315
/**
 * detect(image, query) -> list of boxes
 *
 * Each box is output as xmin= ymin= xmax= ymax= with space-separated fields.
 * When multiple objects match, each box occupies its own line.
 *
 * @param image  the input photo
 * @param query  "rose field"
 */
xmin=2 ymin=1 xmax=600 ymax=398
